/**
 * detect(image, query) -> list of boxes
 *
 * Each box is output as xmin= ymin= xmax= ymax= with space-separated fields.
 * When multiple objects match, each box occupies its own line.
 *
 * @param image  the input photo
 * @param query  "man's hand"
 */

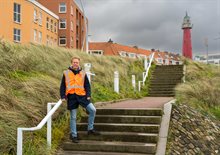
xmin=61 ymin=98 xmax=66 ymax=102
xmin=87 ymin=97 xmax=91 ymax=100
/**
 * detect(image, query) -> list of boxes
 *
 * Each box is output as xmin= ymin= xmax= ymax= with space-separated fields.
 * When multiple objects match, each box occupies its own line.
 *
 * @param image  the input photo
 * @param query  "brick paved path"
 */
xmin=99 ymin=97 xmax=173 ymax=109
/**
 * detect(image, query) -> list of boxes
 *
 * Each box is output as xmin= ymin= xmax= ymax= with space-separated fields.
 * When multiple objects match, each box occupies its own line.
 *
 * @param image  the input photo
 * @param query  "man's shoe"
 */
xmin=88 ymin=129 xmax=101 ymax=136
xmin=69 ymin=134 xmax=79 ymax=143
xmin=72 ymin=137 xmax=79 ymax=143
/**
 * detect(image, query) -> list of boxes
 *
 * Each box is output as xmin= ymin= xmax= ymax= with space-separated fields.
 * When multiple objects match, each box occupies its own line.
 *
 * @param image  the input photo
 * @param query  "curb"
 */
xmin=156 ymin=99 xmax=175 ymax=155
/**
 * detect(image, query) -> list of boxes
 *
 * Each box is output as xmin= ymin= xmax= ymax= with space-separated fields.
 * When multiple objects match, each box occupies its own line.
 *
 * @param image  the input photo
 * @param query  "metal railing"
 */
xmin=17 ymin=99 xmax=62 ymax=155
xmin=138 ymin=52 xmax=155 ymax=91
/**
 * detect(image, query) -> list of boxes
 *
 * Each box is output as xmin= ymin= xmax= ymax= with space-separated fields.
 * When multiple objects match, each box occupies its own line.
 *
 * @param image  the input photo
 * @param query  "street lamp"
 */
xmin=79 ymin=0 xmax=88 ymax=53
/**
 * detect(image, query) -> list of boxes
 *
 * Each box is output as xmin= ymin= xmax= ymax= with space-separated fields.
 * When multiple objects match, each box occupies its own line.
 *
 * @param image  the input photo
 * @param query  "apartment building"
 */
xmin=0 ymin=0 xmax=59 ymax=46
xmin=37 ymin=0 xmax=87 ymax=50
xmin=89 ymin=40 xmax=182 ymax=65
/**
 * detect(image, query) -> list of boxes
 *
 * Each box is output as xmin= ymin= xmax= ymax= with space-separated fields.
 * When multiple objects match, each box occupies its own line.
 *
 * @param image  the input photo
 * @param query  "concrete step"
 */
xmin=151 ymin=74 xmax=183 ymax=77
xmin=81 ymin=115 xmax=161 ymax=124
xmin=62 ymin=140 xmax=156 ymax=154
xmin=148 ymin=94 xmax=175 ymax=97
xmin=150 ymin=79 xmax=182 ymax=83
xmin=96 ymin=108 xmax=162 ymax=116
xmin=149 ymin=84 xmax=177 ymax=87
xmin=77 ymin=123 xmax=160 ymax=133
xmin=149 ymin=87 xmax=175 ymax=91
xmin=77 ymin=131 xmax=158 ymax=143
xmin=156 ymin=65 xmax=183 ymax=67
xmin=148 ymin=90 xmax=174 ymax=94
xmin=151 ymin=76 xmax=183 ymax=80
xmin=57 ymin=150 xmax=152 ymax=155
xmin=150 ymin=82 xmax=181 ymax=85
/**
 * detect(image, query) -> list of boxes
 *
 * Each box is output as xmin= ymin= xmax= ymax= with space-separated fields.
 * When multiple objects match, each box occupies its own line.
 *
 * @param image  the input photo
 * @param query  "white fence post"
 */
xmin=142 ymin=72 xmax=146 ymax=86
xmin=84 ymin=63 xmax=92 ymax=83
xmin=47 ymin=103 xmax=52 ymax=148
xmin=132 ymin=75 xmax=136 ymax=91
xmin=138 ymin=81 xmax=142 ymax=92
xmin=17 ymin=100 xmax=62 ymax=155
xmin=114 ymin=71 xmax=119 ymax=93
xmin=144 ymin=58 xmax=148 ymax=70
xmin=17 ymin=128 xmax=23 ymax=155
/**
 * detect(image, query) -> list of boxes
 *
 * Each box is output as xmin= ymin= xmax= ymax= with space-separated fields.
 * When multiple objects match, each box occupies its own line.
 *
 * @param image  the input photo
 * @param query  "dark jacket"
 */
xmin=60 ymin=67 xmax=91 ymax=110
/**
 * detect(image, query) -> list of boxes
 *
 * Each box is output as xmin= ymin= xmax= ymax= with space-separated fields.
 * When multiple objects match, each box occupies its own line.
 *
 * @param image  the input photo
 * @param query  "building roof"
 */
xmin=89 ymin=41 xmax=181 ymax=62
xmin=89 ymin=42 xmax=152 ymax=56
xmin=28 ymin=0 xmax=59 ymax=19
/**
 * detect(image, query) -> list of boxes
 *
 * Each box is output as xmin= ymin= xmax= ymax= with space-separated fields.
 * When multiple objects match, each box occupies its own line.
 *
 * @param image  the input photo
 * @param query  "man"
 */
xmin=60 ymin=57 xmax=100 ymax=143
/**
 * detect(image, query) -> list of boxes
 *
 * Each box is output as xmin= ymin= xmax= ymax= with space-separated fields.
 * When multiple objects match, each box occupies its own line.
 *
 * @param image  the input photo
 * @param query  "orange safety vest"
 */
xmin=64 ymin=70 xmax=86 ymax=96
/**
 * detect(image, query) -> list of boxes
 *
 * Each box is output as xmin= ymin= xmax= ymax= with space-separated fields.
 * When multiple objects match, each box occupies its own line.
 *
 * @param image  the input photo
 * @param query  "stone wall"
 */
xmin=166 ymin=104 xmax=220 ymax=155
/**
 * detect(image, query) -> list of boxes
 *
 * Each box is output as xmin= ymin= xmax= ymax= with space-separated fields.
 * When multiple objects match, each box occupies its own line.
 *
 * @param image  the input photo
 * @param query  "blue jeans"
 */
xmin=70 ymin=103 xmax=96 ymax=137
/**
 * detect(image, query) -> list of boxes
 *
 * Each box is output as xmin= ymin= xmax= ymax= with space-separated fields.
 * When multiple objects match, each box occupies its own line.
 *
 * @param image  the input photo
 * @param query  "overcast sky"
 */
xmin=76 ymin=0 xmax=220 ymax=56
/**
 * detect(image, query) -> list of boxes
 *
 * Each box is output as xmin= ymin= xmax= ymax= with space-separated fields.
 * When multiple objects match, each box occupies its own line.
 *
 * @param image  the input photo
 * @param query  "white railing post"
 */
xmin=144 ymin=58 xmax=148 ymax=70
xmin=114 ymin=71 xmax=119 ymax=93
xmin=138 ymin=81 xmax=142 ymax=92
xmin=132 ymin=75 xmax=136 ymax=91
xmin=142 ymin=72 xmax=146 ymax=86
xmin=84 ymin=63 xmax=91 ymax=82
xmin=84 ymin=63 xmax=95 ymax=83
xmin=47 ymin=103 xmax=52 ymax=148
xmin=17 ymin=100 xmax=62 ymax=155
xmin=17 ymin=128 xmax=23 ymax=155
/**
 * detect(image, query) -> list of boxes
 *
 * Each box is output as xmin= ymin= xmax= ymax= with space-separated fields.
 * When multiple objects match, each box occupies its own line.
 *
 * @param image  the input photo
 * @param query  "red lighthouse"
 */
xmin=182 ymin=12 xmax=193 ymax=59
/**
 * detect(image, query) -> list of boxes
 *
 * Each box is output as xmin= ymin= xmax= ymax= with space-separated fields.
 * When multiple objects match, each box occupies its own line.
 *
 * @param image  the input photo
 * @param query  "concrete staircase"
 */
xmin=148 ymin=65 xmax=184 ymax=97
xmin=58 ymin=108 xmax=163 ymax=155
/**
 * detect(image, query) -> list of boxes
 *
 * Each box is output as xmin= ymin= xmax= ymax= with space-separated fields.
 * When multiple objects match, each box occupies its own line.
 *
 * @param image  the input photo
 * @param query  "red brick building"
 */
xmin=89 ymin=39 xmax=182 ymax=65
xmin=37 ymin=0 xmax=87 ymax=50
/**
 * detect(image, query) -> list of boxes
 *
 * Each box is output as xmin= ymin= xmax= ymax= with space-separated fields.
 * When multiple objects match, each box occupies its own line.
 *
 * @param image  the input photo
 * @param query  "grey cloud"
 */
xmin=80 ymin=0 xmax=220 ymax=55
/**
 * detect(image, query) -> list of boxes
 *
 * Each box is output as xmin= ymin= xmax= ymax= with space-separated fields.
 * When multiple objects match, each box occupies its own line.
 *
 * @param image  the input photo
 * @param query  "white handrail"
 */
xmin=138 ymin=52 xmax=155 ymax=91
xmin=17 ymin=99 xmax=62 ymax=155
xmin=143 ymin=52 xmax=155 ymax=84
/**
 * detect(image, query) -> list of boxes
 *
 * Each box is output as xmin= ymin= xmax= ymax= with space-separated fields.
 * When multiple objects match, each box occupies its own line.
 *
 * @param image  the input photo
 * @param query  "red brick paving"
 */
xmin=100 ymin=97 xmax=174 ymax=109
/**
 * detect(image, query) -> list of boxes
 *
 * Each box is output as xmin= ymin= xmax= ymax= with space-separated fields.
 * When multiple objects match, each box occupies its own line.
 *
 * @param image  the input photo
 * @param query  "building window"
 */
xmin=59 ymin=19 xmax=66 ymax=29
xmin=34 ymin=29 xmax=37 ymax=42
xmin=50 ymin=37 xmax=53 ymax=45
xmin=51 ymin=19 xmax=53 ymax=32
xmin=54 ymin=22 xmax=57 ymax=33
xmin=71 ymin=21 xmax=73 ymax=31
xmin=119 ymin=51 xmax=127 ymax=57
xmin=71 ymin=5 xmax=73 ymax=15
xmin=59 ymin=36 xmax=66 ymax=46
xmin=34 ymin=9 xmax=37 ymax=23
xmin=38 ymin=31 xmax=42 ymax=43
xmin=157 ymin=58 xmax=163 ymax=63
xmin=13 ymin=28 xmax=21 ymax=42
xmin=46 ymin=17 xmax=49 ymax=29
xmin=59 ymin=2 xmax=66 ymax=13
xmin=128 ymin=53 xmax=136 ymax=58
xmin=54 ymin=39 xmax=57 ymax=45
xmin=14 ymin=3 xmax=21 ymax=23
xmin=89 ymin=50 xmax=103 ymax=55
xmin=38 ymin=12 xmax=42 ymax=25
xmin=46 ymin=35 xmax=49 ymax=45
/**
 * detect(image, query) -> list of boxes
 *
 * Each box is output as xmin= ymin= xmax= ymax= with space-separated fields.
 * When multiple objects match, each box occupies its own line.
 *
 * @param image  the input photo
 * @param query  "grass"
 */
xmin=175 ymin=58 xmax=220 ymax=119
xmin=0 ymin=41 xmax=152 ymax=154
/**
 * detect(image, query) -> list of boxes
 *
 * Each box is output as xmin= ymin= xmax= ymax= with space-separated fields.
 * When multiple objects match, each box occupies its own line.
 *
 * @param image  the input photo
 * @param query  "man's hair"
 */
xmin=71 ymin=57 xmax=80 ymax=63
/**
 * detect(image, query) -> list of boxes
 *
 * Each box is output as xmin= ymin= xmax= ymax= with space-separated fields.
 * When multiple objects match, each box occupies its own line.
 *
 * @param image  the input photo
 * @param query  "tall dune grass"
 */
xmin=175 ymin=58 xmax=220 ymax=118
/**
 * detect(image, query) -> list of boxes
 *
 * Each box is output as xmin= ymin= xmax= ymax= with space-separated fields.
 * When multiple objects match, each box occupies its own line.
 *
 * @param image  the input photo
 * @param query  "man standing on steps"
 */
xmin=60 ymin=57 xmax=100 ymax=143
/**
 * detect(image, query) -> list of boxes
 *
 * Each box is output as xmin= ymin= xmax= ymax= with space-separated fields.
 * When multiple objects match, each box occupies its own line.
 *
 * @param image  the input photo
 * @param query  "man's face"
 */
xmin=72 ymin=59 xmax=80 ymax=70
